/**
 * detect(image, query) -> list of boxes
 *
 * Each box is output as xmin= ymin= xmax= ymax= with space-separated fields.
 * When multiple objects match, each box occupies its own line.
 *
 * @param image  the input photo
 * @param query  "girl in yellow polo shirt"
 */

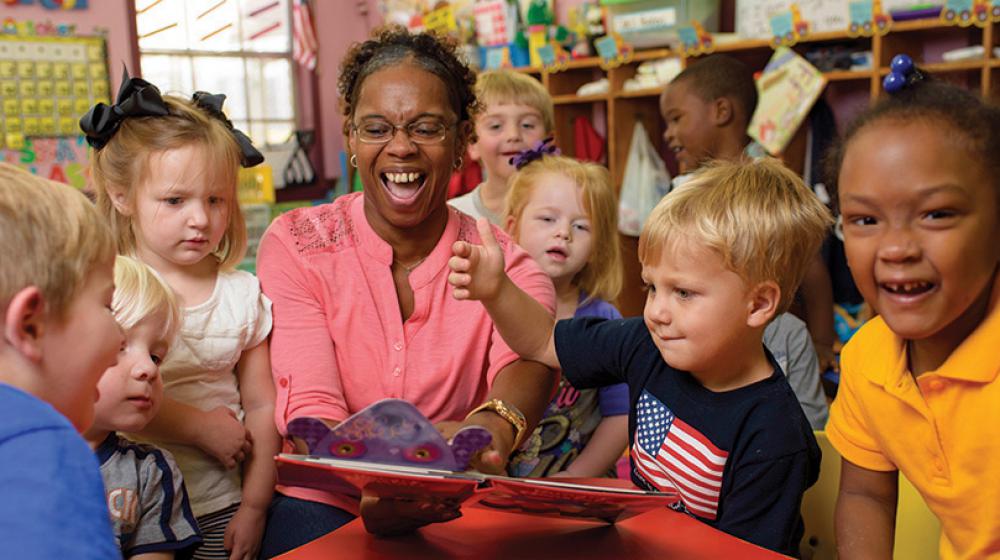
xmin=826 ymin=55 xmax=1000 ymax=559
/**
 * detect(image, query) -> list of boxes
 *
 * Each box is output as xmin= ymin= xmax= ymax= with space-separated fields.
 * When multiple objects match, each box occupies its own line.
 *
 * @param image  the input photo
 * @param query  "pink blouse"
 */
xmin=257 ymin=192 xmax=555 ymax=509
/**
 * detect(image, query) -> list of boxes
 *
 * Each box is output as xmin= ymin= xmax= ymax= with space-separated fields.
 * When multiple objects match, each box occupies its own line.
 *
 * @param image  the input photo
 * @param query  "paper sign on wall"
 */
xmin=0 ymin=35 xmax=109 ymax=150
xmin=473 ymin=0 xmax=514 ymax=47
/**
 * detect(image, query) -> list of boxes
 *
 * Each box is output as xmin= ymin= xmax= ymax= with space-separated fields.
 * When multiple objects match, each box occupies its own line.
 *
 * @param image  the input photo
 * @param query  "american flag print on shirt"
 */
xmin=632 ymin=391 xmax=729 ymax=520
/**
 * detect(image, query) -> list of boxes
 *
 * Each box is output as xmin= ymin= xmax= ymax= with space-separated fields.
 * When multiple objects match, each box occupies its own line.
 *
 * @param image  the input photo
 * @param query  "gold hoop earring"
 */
xmin=453 ymin=156 xmax=463 ymax=170
xmin=350 ymin=154 xmax=358 ymax=168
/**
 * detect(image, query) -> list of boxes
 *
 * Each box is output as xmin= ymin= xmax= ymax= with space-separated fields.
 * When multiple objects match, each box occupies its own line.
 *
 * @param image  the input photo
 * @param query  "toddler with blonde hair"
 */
xmin=450 ymin=158 xmax=832 ymax=556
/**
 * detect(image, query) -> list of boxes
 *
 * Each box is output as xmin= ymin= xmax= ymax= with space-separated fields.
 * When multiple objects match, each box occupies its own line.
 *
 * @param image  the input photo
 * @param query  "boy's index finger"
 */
xmin=476 ymin=218 xmax=500 ymax=252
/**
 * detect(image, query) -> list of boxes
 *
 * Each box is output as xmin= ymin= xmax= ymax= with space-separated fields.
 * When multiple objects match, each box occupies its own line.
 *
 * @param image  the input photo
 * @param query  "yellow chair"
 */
xmin=800 ymin=431 xmax=841 ymax=560
xmin=894 ymin=473 xmax=941 ymax=559
xmin=799 ymin=431 xmax=941 ymax=559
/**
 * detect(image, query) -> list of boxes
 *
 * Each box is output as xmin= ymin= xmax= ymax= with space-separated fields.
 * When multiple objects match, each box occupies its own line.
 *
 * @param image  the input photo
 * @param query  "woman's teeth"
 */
xmin=385 ymin=172 xmax=422 ymax=184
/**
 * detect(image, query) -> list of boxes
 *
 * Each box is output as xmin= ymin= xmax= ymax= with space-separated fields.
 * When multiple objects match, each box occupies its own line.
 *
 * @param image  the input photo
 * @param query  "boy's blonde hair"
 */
xmin=505 ymin=155 xmax=622 ymax=303
xmin=476 ymin=70 xmax=554 ymax=133
xmin=638 ymin=158 xmax=833 ymax=314
xmin=90 ymin=95 xmax=247 ymax=270
xmin=112 ymin=255 xmax=181 ymax=344
xmin=0 ymin=163 xmax=116 ymax=321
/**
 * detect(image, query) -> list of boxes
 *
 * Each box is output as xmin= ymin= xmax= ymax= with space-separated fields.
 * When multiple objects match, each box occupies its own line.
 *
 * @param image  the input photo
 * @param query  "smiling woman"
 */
xmin=256 ymin=26 xmax=558 ymax=556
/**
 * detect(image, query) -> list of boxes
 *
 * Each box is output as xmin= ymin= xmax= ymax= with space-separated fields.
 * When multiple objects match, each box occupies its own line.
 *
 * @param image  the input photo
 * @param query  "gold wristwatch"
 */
xmin=465 ymin=399 xmax=527 ymax=451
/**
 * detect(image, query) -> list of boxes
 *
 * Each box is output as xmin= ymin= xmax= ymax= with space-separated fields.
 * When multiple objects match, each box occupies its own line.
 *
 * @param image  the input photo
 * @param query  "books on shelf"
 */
xmin=276 ymin=454 xmax=679 ymax=524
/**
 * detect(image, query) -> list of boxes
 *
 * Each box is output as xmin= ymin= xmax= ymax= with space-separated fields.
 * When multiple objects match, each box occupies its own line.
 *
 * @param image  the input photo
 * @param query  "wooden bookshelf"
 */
xmin=506 ymin=19 xmax=1000 ymax=316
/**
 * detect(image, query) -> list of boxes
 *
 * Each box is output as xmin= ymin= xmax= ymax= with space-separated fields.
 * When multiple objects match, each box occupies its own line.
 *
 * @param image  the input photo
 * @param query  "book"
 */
xmin=285 ymin=399 xmax=493 ymax=472
xmin=748 ymin=46 xmax=828 ymax=155
xmin=279 ymin=399 xmax=679 ymax=523
xmin=276 ymin=454 xmax=680 ymax=524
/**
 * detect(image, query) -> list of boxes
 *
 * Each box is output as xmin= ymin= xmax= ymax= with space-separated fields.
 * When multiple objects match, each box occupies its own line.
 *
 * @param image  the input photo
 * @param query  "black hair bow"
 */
xmin=191 ymin=91 xmax=265 ymax=168
xmin=79 ymin=67 xmax=169 ymax=149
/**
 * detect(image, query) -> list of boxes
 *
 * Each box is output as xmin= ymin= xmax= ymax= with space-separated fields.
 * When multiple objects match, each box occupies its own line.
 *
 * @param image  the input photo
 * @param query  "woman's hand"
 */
xmin=223 ymin=503 xmax=267 ymax=560
xmin=360 ymin=485 xmax=461 ymax=537
xmin=459 ymin=411 xmax=516 ymax=475
xmin=196 ymin=406 xmax=252 ymax=469
xmin=449 ymin=218 xmax=507 ymax=302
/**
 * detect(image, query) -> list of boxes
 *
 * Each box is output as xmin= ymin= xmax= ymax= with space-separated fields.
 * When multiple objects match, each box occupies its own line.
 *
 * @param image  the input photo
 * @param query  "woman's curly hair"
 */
xmin=338 ymin=25 xmax=480 ymax=137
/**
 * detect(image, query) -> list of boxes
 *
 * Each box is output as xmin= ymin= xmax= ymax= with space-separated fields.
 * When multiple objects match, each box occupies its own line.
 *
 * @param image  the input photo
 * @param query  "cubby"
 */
xmin=514 ymin=19 xmax=999 ymax=316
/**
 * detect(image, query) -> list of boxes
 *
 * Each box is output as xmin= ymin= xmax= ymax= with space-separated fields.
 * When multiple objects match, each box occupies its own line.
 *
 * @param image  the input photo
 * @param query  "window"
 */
xmin=135 ymin=0 xmax=296 ymax=147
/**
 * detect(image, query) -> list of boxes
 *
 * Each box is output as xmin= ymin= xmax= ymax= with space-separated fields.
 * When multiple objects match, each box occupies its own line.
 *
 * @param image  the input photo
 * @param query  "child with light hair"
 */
xmin=84 ymin=255 xmax=202 ymax=558
xmin=0 ymin=162 xmax=123 ymax=558
xmin=83 ymin=72 xmax=277 ymax=559
xmin=450 ymin=70 xmax=554 ymax=224
xmin=500 ymin=153 xmax=629 ymax=478
xmin=449 ymin=158 xmax=832 ymax=556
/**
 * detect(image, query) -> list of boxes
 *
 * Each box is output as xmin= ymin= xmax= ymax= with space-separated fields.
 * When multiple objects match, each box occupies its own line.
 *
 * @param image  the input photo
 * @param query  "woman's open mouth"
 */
xmin=381 ymin=171 xmax=427 ymax=203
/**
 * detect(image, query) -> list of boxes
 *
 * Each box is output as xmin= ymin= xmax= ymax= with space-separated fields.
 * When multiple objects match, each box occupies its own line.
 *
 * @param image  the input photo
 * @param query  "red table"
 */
xmin=278 ymin=505 xmax=785 ymax=559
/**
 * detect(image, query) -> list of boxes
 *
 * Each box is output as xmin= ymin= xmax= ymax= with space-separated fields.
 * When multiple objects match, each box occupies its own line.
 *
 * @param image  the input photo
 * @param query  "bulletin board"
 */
xmin=0 ymin=35 xmax=110 ymax=151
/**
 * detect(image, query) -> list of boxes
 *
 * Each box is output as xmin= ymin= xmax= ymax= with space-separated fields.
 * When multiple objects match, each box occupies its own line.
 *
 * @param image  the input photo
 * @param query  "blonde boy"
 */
xmin=449 ymin=158 xmax=832 ymax=556
xmin=449 ymin=70 xmax=553 ymax=224
xmin=84 ymin=255 xmax=202 ymax=558
xmin=0 ymin=163 xmax=123 ymax=557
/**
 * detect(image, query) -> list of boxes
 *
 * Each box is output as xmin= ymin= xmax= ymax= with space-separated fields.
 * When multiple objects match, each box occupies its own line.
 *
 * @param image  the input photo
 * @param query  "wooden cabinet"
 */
xmin=512 ymin=19 xmax=999 ymax=316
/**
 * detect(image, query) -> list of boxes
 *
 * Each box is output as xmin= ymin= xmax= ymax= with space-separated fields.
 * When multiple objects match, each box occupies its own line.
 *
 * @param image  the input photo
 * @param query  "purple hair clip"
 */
xmin=510 ymin=137 xmax=560 ymax=170
xmin=882 ymin=54 xmax=924 ymax=94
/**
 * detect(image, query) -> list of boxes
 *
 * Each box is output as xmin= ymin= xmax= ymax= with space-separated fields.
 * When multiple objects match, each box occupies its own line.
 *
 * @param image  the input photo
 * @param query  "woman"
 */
xmin=256 ymin=27 xmax=557 ymax=555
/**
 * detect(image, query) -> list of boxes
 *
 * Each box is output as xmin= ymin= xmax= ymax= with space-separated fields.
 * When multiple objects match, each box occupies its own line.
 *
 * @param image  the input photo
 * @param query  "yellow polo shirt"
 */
xmin=828 ymin=299 xmax=1000 ymax=560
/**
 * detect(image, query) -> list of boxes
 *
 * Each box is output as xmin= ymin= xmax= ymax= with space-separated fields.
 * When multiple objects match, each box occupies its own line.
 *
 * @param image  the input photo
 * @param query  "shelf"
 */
xmin=509 ymin=56 xmax=602 ymax=75
xmin=616 ymin=87 xmax=663 ymax=99
xmin=797 ymin=29 xmax=855 ymax=44
xmin=877 ymin=59 xmax=987 ymax=74
xmin=924 ymin=59 xmax=990 ymax=72
xmin=630 ymin=48 xmax=674 ymax=62
xmin=711 ymin=38 xmax=771 ymax=53
xmin=552 ymin=93 xmax=609 ymax=105
xmin=823 ymin=69 xmax=875 ymax=81
xmin=889 ymin=19 xmax=952 ymax=33
xmin=561 ymin=56 xmax=602 ymax=70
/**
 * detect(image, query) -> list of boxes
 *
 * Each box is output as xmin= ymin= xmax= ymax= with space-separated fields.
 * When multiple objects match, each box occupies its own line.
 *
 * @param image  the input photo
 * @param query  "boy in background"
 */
xmin=449 ymin=159 xmax=832 ymax=555
xmin=450 ymin=70 xmax=552 ymax=224
xmin=0 ymin=162 xmax=123 ymax=558
xmin=660 ymin=55 xmax=832 ymax=426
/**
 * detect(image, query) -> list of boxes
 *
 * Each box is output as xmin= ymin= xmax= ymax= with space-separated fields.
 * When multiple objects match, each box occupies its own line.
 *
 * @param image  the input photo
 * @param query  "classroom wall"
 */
xmin=0 ymin=1 xmax=138 ymax=88
xmin=312 ymin=0 xmax=381 ymax=181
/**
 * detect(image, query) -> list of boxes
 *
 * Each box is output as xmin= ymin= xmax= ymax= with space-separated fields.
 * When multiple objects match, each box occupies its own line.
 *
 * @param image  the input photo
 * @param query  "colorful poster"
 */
xmin=0 ymin=35 xmax=109 ymax=152
xmin=1 ymin=135 xmax=90 ymax=189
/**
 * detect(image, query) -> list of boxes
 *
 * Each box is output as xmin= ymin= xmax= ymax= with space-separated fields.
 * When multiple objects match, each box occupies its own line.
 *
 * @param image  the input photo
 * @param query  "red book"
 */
xmin=276 ymin=454 xmax=679 ymax=524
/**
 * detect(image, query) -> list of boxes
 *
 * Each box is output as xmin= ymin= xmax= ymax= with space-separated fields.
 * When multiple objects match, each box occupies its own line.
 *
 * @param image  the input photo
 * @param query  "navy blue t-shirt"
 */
xmin=555 ymin=317 xmax=820 ymax=557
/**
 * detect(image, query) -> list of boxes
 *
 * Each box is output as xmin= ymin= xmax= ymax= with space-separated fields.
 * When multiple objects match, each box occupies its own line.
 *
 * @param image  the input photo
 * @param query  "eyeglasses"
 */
xmin=352 ymin=118 xmax=454 ymax=145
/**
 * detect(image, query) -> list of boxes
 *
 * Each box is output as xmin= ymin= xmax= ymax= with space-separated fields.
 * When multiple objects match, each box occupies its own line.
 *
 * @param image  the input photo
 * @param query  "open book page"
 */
xmin=276 ymin=454 xmax=486 ymax=502
xmin=276 ymin=454 xmax=680 ymax=524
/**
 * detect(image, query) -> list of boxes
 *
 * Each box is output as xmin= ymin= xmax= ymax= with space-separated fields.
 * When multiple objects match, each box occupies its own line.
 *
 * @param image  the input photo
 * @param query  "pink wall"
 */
xmin=312 ymin=0 xmax=382 ymax=180
xmin=0 ymin=1 xmax=137 ymax=91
